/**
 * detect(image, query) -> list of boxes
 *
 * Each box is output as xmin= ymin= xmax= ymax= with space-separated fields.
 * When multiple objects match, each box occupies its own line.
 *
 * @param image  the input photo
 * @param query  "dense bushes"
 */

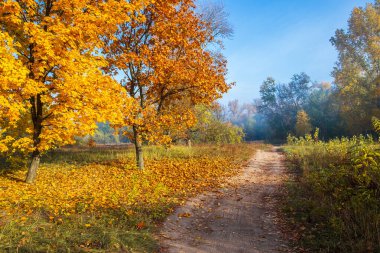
xmin=284 ymin=135 xmax=380 ymax=252
xmin=188 ymin=105 xmax=245 ymax=144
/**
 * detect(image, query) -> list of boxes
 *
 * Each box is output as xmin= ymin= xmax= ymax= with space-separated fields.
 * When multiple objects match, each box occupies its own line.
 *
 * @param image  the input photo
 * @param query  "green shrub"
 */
xmin=284 ymin=135 xmax=380 ymax=252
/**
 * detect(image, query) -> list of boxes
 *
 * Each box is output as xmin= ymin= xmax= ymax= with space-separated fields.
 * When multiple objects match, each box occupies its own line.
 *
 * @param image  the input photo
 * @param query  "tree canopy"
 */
xmin=105 ymin=0 xmax=231 ymax=169
xmin=0 ymin=0 xmax=150 ymax=182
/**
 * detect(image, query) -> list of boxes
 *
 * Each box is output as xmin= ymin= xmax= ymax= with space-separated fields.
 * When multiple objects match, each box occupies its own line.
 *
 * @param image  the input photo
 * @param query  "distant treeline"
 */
xmin=225 ymin=1 xmax=380 ymax=142
xmin=80 ymin=104 xmax=246 ymax=146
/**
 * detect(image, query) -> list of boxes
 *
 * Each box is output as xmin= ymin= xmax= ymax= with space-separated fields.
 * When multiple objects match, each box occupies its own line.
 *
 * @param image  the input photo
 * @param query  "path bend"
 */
xmin=159 ymin=148 xmax=289 ymax=253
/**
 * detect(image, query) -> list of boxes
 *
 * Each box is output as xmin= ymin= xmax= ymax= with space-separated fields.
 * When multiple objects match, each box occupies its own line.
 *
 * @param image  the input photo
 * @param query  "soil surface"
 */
xmin=158 ymin=147 xmax=290 ymax=253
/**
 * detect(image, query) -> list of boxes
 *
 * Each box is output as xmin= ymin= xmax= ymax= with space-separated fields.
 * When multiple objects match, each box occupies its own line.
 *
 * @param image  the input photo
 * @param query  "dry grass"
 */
xmin=284 ymin=136 xmax=380 ymax=252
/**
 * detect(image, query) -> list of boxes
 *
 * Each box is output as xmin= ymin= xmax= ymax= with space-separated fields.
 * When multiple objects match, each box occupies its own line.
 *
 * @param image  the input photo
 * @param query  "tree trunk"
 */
xmin=187 ymin=139 xmax=192 ymax=148
xmin=133 ymin=126 xmax=144 ymax=170
xmin=25 ymin=151 xmax=40 ymax=184
xmin=26 ymin=93 xmax=43 ymax=183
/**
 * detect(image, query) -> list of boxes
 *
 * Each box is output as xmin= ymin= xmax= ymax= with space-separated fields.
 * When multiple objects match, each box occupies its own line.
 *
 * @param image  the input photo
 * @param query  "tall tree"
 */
xmin=0 ymin=0 xmax=145 ymax=183
xmin=305 ymin=83 xmax=345 ymax=139
xmin=106 ymin=0 xmax=230 ymax=169
xmin=295 ymin=110 xmax=312 ymax=137
xmin=331 ymin=0 xmax=380 ymax=134
xmin=258 ymin=73 xmax=311 ymax=140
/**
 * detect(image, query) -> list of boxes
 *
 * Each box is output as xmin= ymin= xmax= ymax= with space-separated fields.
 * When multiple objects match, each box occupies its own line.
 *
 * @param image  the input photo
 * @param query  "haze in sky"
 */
xmin=221 ymin=0 xmax=368 ymax=104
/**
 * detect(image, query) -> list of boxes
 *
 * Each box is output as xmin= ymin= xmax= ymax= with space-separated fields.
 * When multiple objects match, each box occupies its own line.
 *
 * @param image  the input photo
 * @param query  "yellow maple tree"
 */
xmin=106 ymin=0 xmax=231 ymax=169
xmin=0 ymin=0 xmax=148 ymax=183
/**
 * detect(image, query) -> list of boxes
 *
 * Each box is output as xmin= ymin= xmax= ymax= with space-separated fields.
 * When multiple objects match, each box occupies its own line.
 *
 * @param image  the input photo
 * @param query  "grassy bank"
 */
xmin=284 ymin=135 xmax=380 ymax=252
xmin=0 ymin=144 xmax=259 ymax=252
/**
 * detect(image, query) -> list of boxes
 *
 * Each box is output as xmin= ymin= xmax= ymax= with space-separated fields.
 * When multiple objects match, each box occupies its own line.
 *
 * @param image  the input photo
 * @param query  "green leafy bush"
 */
xmin=284 ymin=134 xmax=380 ymax=252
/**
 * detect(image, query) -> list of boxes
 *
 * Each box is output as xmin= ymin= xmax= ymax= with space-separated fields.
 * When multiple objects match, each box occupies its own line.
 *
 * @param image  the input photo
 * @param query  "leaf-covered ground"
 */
xmin=0 ymin=144 xmax=258 ymax=252
xmin=159 ymin=147 xmax=290 ymax=253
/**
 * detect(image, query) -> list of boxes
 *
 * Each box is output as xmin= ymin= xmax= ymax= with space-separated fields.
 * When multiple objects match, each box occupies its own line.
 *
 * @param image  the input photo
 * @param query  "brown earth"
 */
xmin=158 ymin=147 xmax=290 ymax=253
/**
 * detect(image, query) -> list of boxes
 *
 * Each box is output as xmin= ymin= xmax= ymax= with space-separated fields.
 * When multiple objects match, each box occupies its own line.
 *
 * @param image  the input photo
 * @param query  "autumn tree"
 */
xmin=295 ymin=110 xmax=312 ymax=137
xmin=0 ymin=0 xmax=146 ymax=183
xmin=106 ymin=0 xmax=230 ymax=169
xmin=331 ymin=0 xmax=380 ymax=134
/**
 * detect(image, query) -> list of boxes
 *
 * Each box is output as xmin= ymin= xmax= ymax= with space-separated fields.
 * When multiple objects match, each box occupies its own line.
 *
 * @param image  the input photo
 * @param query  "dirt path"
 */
xmin=158 ymin=147 xmax=289 ymax=253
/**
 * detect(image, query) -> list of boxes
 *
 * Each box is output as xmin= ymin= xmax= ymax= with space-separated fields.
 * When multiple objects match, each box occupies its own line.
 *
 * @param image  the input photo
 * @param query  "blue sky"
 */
xmin=220 ymin=0 xmax=368 ymax=104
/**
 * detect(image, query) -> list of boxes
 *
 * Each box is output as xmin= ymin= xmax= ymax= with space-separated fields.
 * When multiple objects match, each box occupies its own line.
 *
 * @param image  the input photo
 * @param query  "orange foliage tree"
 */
xmin=0 ymin=0 xmax=148 ymax=183
xmin=106 ymin=0 xmax=231 ymax=169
